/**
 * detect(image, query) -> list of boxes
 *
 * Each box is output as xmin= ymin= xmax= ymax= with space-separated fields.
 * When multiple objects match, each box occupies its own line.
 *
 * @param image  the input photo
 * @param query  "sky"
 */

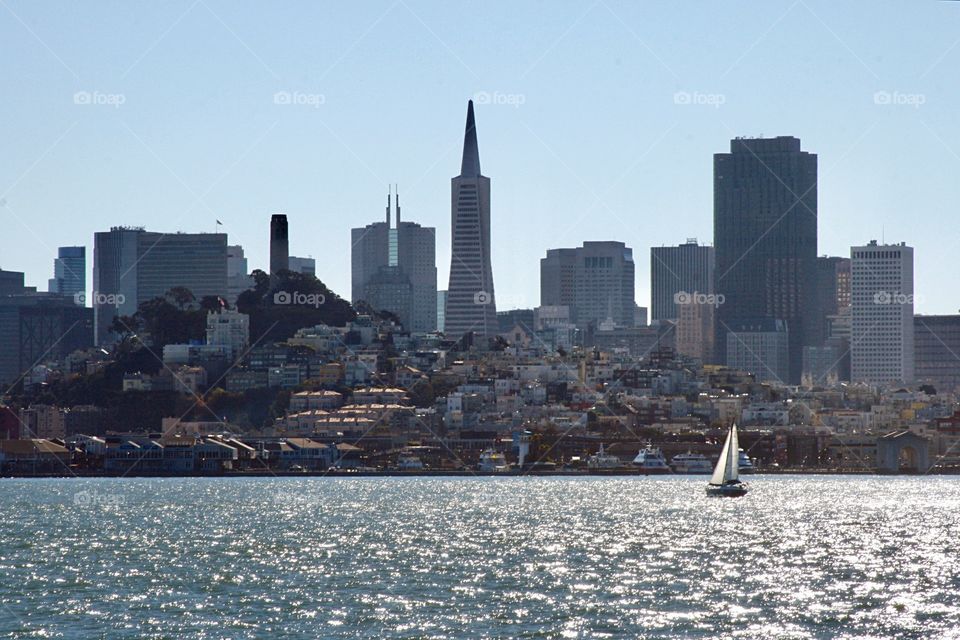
xmin=2 ymin=0 xmax=960 ymax=314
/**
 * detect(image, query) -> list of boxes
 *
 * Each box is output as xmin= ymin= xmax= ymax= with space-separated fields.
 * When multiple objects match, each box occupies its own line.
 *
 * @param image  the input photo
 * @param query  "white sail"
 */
xmin=725 ymin=424 xmax=740 ymax=483
xmin=710 ymin=426 xmax=732 ymax=486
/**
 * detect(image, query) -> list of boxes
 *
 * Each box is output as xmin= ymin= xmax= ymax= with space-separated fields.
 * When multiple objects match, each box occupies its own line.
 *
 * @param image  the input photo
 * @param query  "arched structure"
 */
xmin=876 ymin=431 xmax=930 ymax=474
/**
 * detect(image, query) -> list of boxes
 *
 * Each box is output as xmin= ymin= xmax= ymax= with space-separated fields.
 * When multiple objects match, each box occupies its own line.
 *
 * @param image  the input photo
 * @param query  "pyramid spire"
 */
xmin=459 ymin=100 xmax=481 ymax=177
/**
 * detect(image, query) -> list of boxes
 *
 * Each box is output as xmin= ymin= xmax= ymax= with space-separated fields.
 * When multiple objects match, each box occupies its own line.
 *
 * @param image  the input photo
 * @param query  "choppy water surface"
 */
xmin=1 ymin=476 xmax=959 ymax=639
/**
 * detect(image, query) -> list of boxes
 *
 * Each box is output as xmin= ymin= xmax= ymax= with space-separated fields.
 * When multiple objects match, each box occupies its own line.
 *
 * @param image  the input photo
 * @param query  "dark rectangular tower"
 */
xmin=714 ymin=136 xmax=817 ymax=383
xmin=270 ymin=214 xmax=289 ymax=276
xmin=650 ymin=239 xmax=715 ymax=322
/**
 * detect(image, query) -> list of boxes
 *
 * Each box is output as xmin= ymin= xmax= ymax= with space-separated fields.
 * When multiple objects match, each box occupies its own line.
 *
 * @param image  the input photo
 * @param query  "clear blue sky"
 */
xmin=2 ymin=1 xmax=960 ymax=313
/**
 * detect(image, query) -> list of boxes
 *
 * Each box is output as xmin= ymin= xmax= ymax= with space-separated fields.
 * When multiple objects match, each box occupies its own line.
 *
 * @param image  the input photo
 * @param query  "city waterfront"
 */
xmin=1 ymin=476 xmax=958 ymax=638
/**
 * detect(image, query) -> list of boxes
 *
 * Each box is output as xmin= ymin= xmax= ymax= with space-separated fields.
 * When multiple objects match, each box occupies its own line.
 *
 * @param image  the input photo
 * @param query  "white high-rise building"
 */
xmin=851 ymin=241 xmax=914 ymax=385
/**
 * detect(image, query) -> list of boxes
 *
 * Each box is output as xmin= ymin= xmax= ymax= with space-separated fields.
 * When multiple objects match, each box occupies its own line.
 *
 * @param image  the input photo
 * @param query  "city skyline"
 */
xmin=6 ymin=5 xmax=960 ymax=638
xmin=5 ymin=2 xmax=960 ymax=315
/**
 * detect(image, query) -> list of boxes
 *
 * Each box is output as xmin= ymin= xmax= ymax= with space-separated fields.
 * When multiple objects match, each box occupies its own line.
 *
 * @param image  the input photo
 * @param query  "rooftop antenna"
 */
xmin=386 ymin=185 xmax=391 ymax=226
xmin=395 ymin=184 xmax=400 ymax=225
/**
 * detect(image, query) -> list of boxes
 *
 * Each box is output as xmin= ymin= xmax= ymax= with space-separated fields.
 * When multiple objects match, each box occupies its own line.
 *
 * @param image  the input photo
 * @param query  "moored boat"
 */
xmin=671 ymin=452 xmax=713 ymax=474
xmin=587 ymin=444 xmax=622 ymax=470
xmin=632 ymin=446 xmax=671 ymax=474
xmin=477 ymin=448 xmax=510 ymax=472
xmin=738 ymin=449 xmax=755 ymax=474
xmin=397 ymin=454 xmax=424 ymax=470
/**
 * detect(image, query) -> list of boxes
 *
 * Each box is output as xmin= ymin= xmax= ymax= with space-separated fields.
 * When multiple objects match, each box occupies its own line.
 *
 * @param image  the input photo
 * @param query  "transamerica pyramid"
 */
xmin=444 ymin=100 xmax=497 ymax=341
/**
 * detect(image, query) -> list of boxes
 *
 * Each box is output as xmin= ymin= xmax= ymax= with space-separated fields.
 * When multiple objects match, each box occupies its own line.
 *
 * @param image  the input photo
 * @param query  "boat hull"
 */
xmin=634 ymin=467 xmax=672 ymax=475
xmin=706 ymin=483 xmax=748 ymax=498
xmin=673 ymin=464 xmax=713 ymax=474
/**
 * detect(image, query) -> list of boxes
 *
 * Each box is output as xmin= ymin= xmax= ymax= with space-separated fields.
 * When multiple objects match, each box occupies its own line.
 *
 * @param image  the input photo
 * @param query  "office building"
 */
xmin=725 ymin=318 xmax=790 ymax=384
xmin=363 ymin=266 xmax=413 ymax=327
xmin=802 ymin=344 xmax=845 ymax=386
xmin=93 ymin=227 xmax=228 ymax=345
xmin=497 ymin=309 xmax=535 ymax=333
xmin=0 ymin=294 xmax=94 ymax=387
xmin=914 ymin=315 xmax=960 ymax=391
xmin=714 ymin=136 xmax=818 ymax=383
xmin=48 ymin=246 xmax=86 ymax=301
xmin=676 ymin=295 xmax=715 ymax=363
xmin=813 ymin=256 xmax=851 ymax=346
xmin=635 ymin=305 xmax=648 ymax=328
xmin=650 ymin=239 xmax=714 ymax=322
xmin=0 ymin=269 xmax=32 ymax=296
xmin=540 ymin=248 xmax=576 ymax=309
xmin=437 ymin=290 xmax=447 ymax=333
xmin=444 ymin=100 xmax=497 ymax=340
xmin=592 ymin=322 xmax=674 ymax=358
xmin=540 ymin=241 xmax=635 ymax=330
xmin=226 ymin=245 xmax=254 ymax=305
xmin=288 ymin=256 xmax=316 ymax=276
xmin=850 ymin=241 xmax=914 ymax=385
xmin=352 ymin=189 xmax=437 ymax=333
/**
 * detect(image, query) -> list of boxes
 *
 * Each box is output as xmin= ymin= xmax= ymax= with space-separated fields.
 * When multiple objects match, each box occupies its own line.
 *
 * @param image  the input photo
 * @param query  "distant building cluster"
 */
xmin=1 ymin=102 xmax=958 ymax=476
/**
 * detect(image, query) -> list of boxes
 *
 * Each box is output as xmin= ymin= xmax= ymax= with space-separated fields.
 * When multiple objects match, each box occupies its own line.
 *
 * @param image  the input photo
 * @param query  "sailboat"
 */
xmin=706 ymin=423 xmax=749 ymax=497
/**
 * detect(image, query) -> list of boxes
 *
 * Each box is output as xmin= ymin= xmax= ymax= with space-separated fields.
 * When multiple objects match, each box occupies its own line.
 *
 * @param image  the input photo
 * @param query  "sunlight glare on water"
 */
xmin=1 ymin=476 xmax=959 ymax=639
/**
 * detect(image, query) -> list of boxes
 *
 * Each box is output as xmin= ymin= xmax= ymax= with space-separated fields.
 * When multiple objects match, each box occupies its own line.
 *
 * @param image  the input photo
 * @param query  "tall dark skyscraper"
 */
xmin=714 ymin=136 xmax=817 ymax=383
xmin=444 ymin=100 xmax=496 ymax=340
xmin=270 ymin=214 xmax=289 ymax=276
xmin=351 ymin=189 xmax=437 ymax=332
xmin=650 ymin=239 xmax=715 ymax=322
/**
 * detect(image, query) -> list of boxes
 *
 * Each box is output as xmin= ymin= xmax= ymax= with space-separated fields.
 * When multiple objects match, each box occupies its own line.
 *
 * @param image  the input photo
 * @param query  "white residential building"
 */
xmin=206 ymin=309 xmax=250 ymax=357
